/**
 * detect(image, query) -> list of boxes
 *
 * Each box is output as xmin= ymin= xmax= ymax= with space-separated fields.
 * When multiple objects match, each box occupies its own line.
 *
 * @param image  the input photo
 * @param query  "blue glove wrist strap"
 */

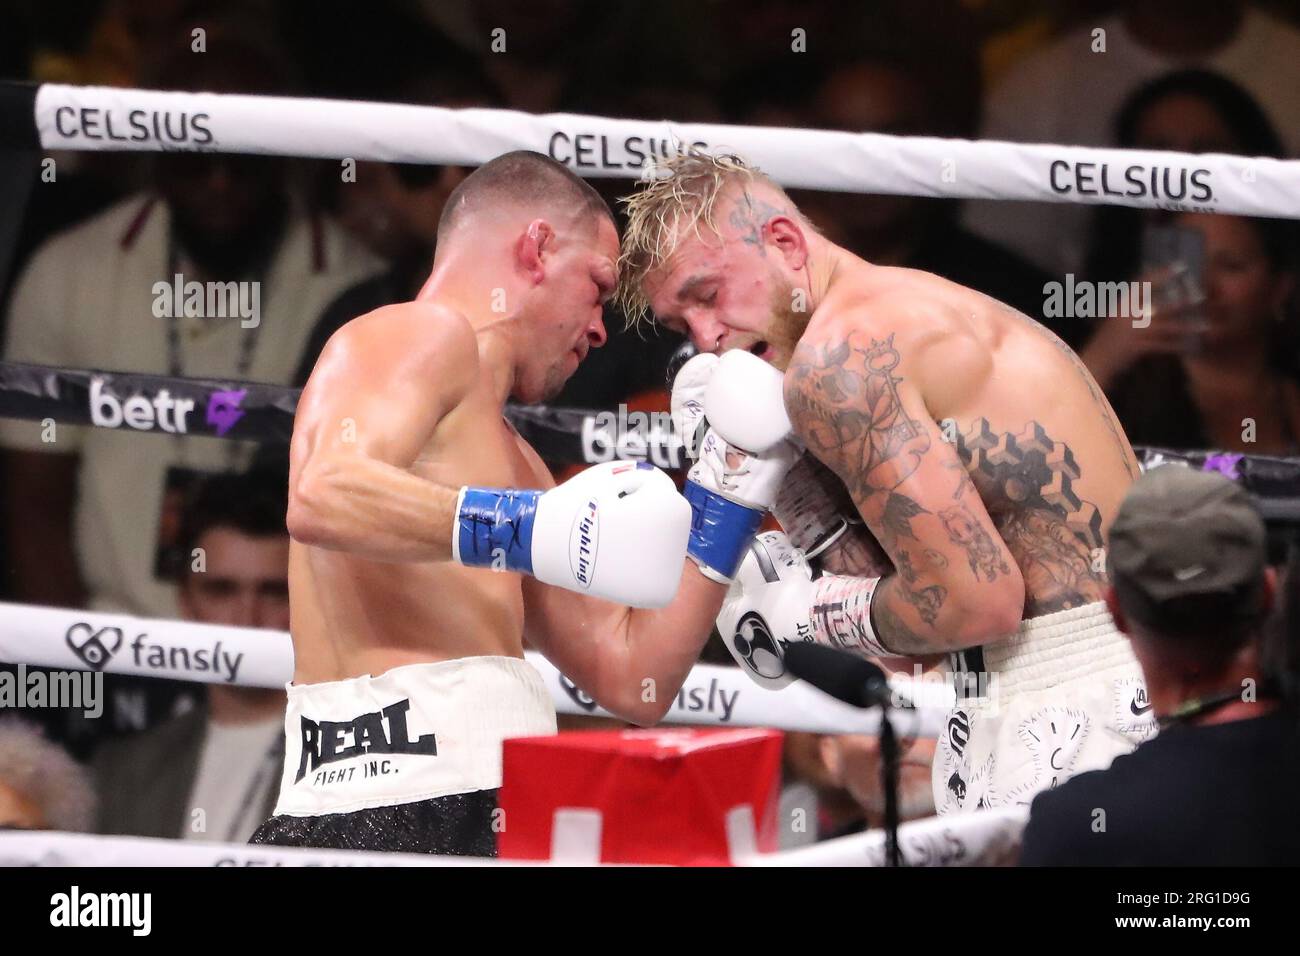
xmin=456 ymin=488 xmax=540 ymax=573
xmin=684 ymin=480 xmax=762 ymax=579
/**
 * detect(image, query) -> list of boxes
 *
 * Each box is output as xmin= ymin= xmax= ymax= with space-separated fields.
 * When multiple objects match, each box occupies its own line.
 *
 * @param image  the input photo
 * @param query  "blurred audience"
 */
xmin=3 ymin=0 xmax=1300 ymax=860
xmin=1084 ymin=69 xmax=1287 ymax=290
xmin=466 ymin=0 xmax=607 ymax=112
xmin=293 ymin=58 xmax=503 ymax=385
xmin=795 ymin=56 xmax=1063 ymax=341
xmin=0 ymin=18 xmax=381 ymax=626
xmin=0 ymin=718 xmax=96 ymax=831
xmin=1081 ymin=212 xmax=1299 ymax=453
xmin=95 ymin=469 xmax=288 ymax=842
xmin=965 ymin=0 xmax=1300 ymax=277
xmin=780 ymin=728 xmax=936 ymax=848
xmin=1075 ymin=70 xmax=1298 ymax=454
xmin=1021 ymin=467 xmax=1299 ymax=865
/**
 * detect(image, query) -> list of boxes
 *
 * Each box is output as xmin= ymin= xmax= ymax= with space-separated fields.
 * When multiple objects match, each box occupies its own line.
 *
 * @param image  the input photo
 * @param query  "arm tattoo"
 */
xmin=870 ymin=580 xmax=936 ymax=655
xmin=787 ymin=333 xmax=931 ymax=501
xmin=896 ymin=549 xmax=918 ymax=583
xmin=945 ymin=459 xmax=975 ymax=500
xmin=882 ymin=491 xmax=927 ymax=540
xmin=903 ymin=582 xmax=947 ymax=626
xmin=939 ymin=504 xmax=1012 ymax=582
xmin=923 ymin=548 xmax=949 ymax=569
xmin=895 ymin=548 xmax=949 ymax=624
xmin=953 ymin=416 xmax=1106 ymax=614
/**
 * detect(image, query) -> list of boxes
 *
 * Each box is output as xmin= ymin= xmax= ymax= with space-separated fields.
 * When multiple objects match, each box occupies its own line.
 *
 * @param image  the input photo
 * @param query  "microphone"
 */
xmin=784 ymin=642 xmax=893 ymax=709
xmin=784 ymin=641 xmax=907 ymax=868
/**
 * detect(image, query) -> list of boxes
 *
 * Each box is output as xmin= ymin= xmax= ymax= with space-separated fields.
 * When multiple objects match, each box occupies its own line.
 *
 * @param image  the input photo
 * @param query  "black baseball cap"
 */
xmin=1107 ymin=466 xmax=1267 ymax=630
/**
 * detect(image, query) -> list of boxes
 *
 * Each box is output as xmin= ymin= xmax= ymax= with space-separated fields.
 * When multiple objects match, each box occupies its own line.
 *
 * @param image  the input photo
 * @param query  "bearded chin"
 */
xmin=765 ymin=276 xmax=812 ymax=367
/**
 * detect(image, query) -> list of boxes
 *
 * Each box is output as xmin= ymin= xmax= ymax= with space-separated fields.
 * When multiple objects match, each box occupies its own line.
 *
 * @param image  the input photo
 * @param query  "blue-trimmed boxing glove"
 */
xmin=671 ymin=350 xmax=801 ymax=583
xmin=452 ymin=460 xmax=690 ymax=608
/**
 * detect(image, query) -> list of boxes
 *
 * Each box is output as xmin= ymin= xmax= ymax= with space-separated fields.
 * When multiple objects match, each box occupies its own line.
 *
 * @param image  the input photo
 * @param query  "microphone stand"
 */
xmin=875 ymin=690 xmax=904 ymax=868
xmin=783 ymin=641 xmax=908 ymax=866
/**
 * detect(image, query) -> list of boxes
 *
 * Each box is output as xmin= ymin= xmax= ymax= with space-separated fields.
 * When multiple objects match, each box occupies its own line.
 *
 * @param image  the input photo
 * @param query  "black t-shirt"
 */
xmin=1020 ymin=708 xmax=1300 ymax=866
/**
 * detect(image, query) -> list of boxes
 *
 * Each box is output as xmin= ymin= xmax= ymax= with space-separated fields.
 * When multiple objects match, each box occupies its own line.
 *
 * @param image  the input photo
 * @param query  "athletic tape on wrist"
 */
xmin=683 ymin=480 xmax=763 ymax=580
xmin=810 ymin=573 xmax=891 ymax=657
xmin=455 ymin=487 xmax=540 ymax=573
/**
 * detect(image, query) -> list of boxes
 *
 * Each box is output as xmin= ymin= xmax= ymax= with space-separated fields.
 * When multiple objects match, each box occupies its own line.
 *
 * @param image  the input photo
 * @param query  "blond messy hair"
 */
xmin=616 ymin=150 xmax=785 ymax=330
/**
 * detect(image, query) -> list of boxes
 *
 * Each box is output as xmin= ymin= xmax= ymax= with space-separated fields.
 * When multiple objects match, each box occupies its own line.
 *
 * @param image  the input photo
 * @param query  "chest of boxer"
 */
xmin=291 ymin=391 xmax=533 ymax=683
xmin=806 ymin=271 xmax=1137 ymax=617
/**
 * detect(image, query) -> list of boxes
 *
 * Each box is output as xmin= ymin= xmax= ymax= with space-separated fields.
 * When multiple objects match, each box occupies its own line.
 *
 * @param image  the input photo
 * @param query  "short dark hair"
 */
xmin=178 ymin=468 xmax=289 ymax=566
xmin=436 ymin=150 xmax=611 ymax=245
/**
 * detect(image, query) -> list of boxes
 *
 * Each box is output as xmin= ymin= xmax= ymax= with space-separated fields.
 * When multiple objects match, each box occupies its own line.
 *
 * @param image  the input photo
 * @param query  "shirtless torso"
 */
xmin=630 ymin=166 xmax=1142 ymax=654
xmin=288 ymin=304 xmax=553 ymax=684
xmin=786 ymin=261 xmax=1140 ymax=651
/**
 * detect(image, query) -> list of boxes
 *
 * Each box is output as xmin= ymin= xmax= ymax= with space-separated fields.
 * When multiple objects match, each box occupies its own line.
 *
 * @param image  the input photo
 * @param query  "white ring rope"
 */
xmin=0 ymin=806 xmax=1026 ymax=867
xmin=30 ymin=83 xmax=1300 ymax=217
xmin=0 ymin=600 xmax=955 ymax=737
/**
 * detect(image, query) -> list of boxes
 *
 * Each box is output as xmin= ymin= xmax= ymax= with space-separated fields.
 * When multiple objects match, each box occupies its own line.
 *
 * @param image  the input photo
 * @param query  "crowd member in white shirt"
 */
xmin=964 ymin=0 xmax=1300 ymax=277
xmin=94 ymin=469 xmax=289 ymax=844
xmin=0 ymin=20 xmax=383 ymax=625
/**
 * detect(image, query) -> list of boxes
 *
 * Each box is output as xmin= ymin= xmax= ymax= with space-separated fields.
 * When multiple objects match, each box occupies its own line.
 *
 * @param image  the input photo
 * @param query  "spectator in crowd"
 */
xmin=964 ymin=0 xmax=1300 ymax=277
xmin=779 ymin=731 xmax=871 ymax=848
xmin=292 ymin=60 xmax=503 ymax=385
xmin=1084 ymin=69 xmax=1287 ymax=291
xmin=468 ymin=0 xmax=604 ymax=112
xmin=1021 ymin=467 xmax=1300 ymax=865
xmin=779 ymin=729 xmax=936 ymax=848
xmin=0 ymin=18 xmax=382 ymax=626
xmin=819 ymin=732 xmax=937 ymax=834
xmin=792 ymin=56 xmax=1063 ymax=343
xmin=0 ymin=718 xmax=96 ymax=831
xmin=1080 ymin=212 xmax=1299 ymax=454
xmin=94 ymin=470 xmax=288 ymax=843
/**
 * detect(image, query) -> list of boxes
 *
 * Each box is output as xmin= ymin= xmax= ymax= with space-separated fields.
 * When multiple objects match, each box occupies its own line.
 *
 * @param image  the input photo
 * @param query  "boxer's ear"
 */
xmin=516 ymin=219 xmax=555 ymax=283
xmin=767 ymin=215 xmax=809 ymax=270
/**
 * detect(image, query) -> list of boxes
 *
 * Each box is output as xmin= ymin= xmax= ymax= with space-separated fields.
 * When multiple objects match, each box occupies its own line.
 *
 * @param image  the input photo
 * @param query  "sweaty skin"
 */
xmin=786 ymin=266 xmax=1139 ymax=653
xmin=287 ymin=216 xmax=723 ymax=724
xmin=647 ymin=181 xmax=1139 ymax=656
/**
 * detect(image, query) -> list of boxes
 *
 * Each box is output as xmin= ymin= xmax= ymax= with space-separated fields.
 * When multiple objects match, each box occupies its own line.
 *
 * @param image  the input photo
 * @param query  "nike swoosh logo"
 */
xmin=1174 ymin=566 xmax=1206 ymax=581
xmin=1131 ymin=701 xmax=1153 ymax=715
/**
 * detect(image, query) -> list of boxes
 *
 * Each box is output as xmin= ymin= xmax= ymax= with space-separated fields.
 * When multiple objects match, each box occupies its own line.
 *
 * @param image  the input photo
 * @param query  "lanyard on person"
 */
xmin=1157 ymin=688 xmax=1255 ymax=728
xmin=165 ymin=239 xmax=264 ymax=381
xmin=165 ymin=237 xmax=264 ymax=469
xmin=226 ymin=739 xmax=282 ymax=844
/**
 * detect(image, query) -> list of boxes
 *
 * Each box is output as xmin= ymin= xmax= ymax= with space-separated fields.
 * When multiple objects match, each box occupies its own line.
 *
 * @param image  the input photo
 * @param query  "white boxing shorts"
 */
xmin=934 ymin=601 xmax=1157 ymax=814
xmin=272 ymin=655 xmax=557 ymax=818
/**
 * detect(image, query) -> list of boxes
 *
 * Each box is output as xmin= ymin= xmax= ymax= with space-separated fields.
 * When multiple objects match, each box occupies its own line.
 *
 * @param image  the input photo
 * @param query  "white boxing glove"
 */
xmin=453 ymin=461 xmax=690 ymax=608
xmin=715 ymin=531 xmax=815 ymax=689
xmin=671 ymin=351 xmax=801 ymax=582
xmin=717 ymin=531 xmax=894 ymax=688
